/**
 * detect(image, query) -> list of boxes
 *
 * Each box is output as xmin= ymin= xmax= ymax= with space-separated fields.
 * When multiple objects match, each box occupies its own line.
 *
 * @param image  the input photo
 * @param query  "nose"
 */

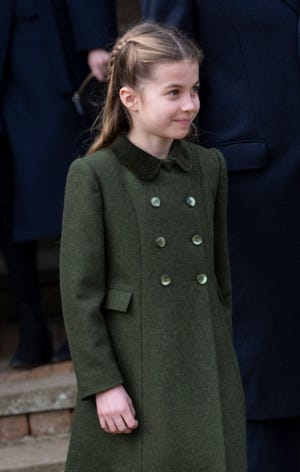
xmin=181 ymin=94 xmax=200 ymax=113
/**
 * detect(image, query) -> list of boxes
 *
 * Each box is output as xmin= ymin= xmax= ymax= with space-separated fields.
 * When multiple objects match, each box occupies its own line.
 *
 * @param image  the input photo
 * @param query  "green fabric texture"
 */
xmin=60 ymin=135 xmax=246 ymax=471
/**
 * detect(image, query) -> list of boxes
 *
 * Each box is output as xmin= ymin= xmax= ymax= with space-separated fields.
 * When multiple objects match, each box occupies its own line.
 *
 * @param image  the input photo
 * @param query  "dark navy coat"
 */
xmin=142 ymin=0 xmax=300 ymax=420
xmin=0 ymin=0 xmax=117 ymax=241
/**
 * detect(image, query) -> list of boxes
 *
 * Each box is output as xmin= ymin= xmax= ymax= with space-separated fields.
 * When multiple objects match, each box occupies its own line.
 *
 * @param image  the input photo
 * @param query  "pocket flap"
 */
xmin=103 ymin=288 xmax=133 ymax=313
xmin=215 ymin=140 xmax=268 ymax=171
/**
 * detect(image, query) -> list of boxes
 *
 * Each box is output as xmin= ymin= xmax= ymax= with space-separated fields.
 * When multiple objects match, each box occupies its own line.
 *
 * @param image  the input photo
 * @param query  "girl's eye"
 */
xmin=168 ymin=89 xmax=179 ymax=96
xmin=192 ymin=85 xmax=200 ymax=94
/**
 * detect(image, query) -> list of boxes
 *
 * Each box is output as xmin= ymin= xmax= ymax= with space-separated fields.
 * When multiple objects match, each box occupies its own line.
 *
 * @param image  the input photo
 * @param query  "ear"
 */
xmin=119 ymin=86 xmax=139 ymax=112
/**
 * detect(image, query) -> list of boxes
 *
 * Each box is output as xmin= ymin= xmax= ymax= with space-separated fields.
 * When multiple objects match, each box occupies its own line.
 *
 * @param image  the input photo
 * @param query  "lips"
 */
xmin=174 ymin=119 xmax=192 ymax=126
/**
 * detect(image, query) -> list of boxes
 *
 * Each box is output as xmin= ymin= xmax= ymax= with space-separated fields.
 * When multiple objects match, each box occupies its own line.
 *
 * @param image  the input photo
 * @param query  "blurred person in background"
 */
xmin=0 ymin=0 xmax=117 ymax=368
xmin=142 ymin=1 xmax=300 ymax=471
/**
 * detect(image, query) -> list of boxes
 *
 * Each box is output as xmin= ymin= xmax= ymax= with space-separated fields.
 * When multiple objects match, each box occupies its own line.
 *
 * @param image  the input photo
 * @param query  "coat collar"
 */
xmin=110 ymin=134 xmax=192 ymax=180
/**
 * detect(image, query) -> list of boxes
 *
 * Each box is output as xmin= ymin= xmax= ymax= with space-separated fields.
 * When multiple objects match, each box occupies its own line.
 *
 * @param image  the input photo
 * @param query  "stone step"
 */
xmin=0 ymin=434 xmax=69 ymax=472
xmin=0 ymin=362 xmax=76 ymax=416
xmin=0 ymin=361 xmax=76 ymax=443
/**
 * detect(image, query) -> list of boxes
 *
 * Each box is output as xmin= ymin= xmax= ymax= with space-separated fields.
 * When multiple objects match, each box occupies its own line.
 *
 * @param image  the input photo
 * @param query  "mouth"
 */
xmin=174 ymin=119 xmax=193 ymax=127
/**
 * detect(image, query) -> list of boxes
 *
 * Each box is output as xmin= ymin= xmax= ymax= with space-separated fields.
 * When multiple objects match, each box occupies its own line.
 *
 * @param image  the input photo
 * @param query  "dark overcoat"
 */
xmin=0 ymin=0 xmax=117 ymax=241
xmin=142 ymin=0 xmax=300 ymax=420
xmin=60 ymin=135 xmax=246 ymax=471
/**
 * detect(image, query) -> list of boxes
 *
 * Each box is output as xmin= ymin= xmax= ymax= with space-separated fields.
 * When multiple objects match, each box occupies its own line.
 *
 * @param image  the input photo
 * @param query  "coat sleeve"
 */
xmin=66 ymin=0 xmax=118 ymax=51
xmin=142 ymin=0 xmax=198 ymax=39
xmin=60 ymin=158 xmax=124 ymax=400
xmin=213 ymin=149 xmax=233 ymax=334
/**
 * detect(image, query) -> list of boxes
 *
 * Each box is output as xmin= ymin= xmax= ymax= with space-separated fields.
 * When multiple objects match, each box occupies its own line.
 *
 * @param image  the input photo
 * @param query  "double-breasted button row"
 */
xmin=192 ymin=234 xmax=203 ymax=246
xmin=150 ymin=196 xmax=196 ymax=208
xmin=155 ymin=234 xmax=203 ymax=247
xmin=160 ymin=273 xmax=208 ymax=286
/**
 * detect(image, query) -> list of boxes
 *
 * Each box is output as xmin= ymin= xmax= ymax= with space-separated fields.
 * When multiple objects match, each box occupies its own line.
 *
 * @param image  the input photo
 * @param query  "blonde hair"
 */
xmin=88 ymin=22 xmax=204 ymax=154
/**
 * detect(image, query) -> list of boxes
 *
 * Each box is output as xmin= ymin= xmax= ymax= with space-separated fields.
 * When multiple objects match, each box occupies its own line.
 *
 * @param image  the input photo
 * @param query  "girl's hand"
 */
xmin=96 ymin=384 xmax=139 ymax=434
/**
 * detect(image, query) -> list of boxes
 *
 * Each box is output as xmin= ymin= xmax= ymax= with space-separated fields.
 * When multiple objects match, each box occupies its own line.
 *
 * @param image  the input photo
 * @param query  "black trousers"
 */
xmin=247 ymin=418 xmax=300 ymax=472
xmin=0 ymin=134 xmax=40 ymax=316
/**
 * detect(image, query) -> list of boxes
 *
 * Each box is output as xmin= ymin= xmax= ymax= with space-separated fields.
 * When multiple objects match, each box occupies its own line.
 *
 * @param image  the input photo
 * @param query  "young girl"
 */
xmin=60 ymin=22 xmax=246 ymax=472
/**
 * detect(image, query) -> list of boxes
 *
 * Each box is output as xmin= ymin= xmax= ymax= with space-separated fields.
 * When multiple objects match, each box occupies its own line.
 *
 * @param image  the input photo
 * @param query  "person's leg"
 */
xmin=247 ymin=418 xmax=300 ymax=472
xmin=7 ymin=240 xmax=53 ymax=368
xmin=0 ymin=135 xmax=52 ymax=367
xmin=1 ymin=9 xmax=84 ymax=364
xmin=51 ymin=337 xmax=71 ymax=363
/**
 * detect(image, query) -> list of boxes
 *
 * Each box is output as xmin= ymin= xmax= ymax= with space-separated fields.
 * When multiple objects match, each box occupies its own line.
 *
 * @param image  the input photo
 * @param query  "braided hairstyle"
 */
xmin=88 ymin=22 xmax=203 ymax=154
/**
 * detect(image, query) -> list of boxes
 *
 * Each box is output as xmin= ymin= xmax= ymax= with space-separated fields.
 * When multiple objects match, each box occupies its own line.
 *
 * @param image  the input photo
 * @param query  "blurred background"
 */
xmin=0 ymin=2 xmax=141 ymax=467
xmin=0 ymin=0 xmax=140 ymax=360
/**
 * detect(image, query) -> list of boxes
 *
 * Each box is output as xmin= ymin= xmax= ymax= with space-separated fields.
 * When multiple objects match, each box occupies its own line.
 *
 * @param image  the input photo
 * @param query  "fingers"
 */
xmin=105 ymin=416 xmax=119 ymax=434
xmin=128 ymin=398 xmax=136 ymax=418
xmin=122 ymin=409 xmax=139 ymax=431
xmin=113 ymin=415 xmax=132 ymax=434
xmin=99 ymin=416 xmax=110 ymax=433
xmin=96 ymin=385 xmax=139 ymax=434
xmin=99 ymin=412 xmax=138 ymax=434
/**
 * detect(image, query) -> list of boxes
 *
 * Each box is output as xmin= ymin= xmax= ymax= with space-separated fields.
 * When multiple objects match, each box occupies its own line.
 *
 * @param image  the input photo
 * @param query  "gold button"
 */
xmin=150 ymin=197 xmax=161 ymax=208
xmin=196 ymin=274 xmax=207 ymax=285
xmin=186 ymin=196 xmax=196 ymax=207
xmin=156 ymin=236 xmax=166 ymax=248
xmin=192 ymin=234 xmax=203 ymax=246
xmin=161 ymin=274 xmax=172 ymax=286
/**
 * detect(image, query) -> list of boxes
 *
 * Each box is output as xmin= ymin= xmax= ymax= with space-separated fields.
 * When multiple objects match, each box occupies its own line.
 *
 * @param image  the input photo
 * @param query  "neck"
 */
xmin=127 ymin=131 xmax=173 ymax=159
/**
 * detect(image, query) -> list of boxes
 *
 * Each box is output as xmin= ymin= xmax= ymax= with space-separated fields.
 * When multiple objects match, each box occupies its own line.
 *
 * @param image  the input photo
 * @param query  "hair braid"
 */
xmin=107 ymin=38 xmax=129 ymax=82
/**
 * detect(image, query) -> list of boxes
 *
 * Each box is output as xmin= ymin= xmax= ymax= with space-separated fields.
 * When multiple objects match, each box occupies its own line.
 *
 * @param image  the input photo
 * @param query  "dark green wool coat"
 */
xmin=60 ymin=134 xmax=246 ymax=472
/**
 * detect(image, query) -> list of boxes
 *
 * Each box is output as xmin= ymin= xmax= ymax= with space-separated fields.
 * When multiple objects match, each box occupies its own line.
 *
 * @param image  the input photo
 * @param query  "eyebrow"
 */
xmin=163 ymin=81 xmax=200 ymax=89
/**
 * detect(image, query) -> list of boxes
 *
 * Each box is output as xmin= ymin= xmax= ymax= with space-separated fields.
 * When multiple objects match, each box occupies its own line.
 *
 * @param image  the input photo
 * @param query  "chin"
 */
xmin=174 ymin=130 xmax=189 ymax=139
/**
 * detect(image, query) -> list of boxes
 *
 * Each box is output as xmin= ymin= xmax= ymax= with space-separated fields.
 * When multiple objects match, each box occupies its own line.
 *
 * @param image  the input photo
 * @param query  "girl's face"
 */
xmin=121 ymin=60 xmax=200 ymax=157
